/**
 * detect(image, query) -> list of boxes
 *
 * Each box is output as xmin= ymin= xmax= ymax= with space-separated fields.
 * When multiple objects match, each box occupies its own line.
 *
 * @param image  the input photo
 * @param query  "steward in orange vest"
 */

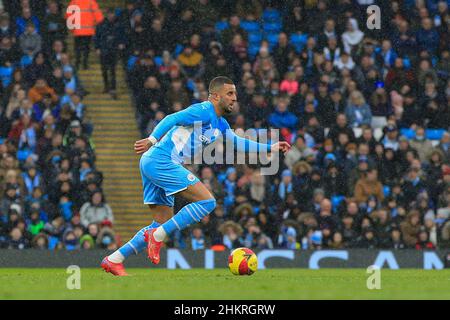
xmin=66 ymin=0 xmax=104 ymax=37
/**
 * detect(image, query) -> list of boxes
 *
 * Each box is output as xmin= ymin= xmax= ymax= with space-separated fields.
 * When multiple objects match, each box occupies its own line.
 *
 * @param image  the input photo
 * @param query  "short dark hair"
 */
xmin=208 ymin=76 xmax=234 ymax=94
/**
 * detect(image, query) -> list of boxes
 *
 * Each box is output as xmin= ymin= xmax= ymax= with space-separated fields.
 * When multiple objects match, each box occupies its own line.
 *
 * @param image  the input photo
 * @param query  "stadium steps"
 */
xmin=64 ymin=0 xmax=152 ymax=242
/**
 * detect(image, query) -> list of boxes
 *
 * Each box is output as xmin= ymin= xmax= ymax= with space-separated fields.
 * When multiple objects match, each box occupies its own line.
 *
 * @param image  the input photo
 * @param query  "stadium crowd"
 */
xmin=0 ymin=0 xmax=450 ymax=251
xmin=0 ymin=0 xmax=116 ymax=250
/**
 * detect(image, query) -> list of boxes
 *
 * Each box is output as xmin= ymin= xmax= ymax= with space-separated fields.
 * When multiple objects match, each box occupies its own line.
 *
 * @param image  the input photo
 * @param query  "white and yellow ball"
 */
xmin=228 ymin=247 xmax=258 ymax=275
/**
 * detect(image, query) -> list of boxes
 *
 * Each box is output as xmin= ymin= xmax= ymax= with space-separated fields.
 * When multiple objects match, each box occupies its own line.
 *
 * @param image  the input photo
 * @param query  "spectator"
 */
xmin=19 ymin=21 xmax=41 ymax=57
xmin=415 ymin=228 xmax=435 ymax=250
xmin=7 ymin=227 xmax=29 ymax=249
xmin=96 ymin=226 xmax=117 ymax=250
xmin=66 ymin=0 xmax=104 ymax=70
xmin=219 ymin=220 xmax=243 ymax=249
xmin=177 ymin=45 xmax=205 ymax=80
xmin=268 ymin=95 xmax=298 ymax=132
xmin=409 ymin=126 xmax=434 ymax=163
xmin=400 ymin=210 xmax=421 ymax=247
xmin=31 ymin=233 xmax=49 ymax=249
xmin=190 ymin=227 xmax=206 ymax=250
xmin=416 ymin=18 xmax=440 ymax=56
xmin=277 ymin=169 xmax=293 ymax=201
xmin=221 ymin=15 xmax=247 ymax=48
xmin=15 ymin=7 xmax=40 ymax=36
xmin=284 ymin=136 xmax=314 ymax=171
xmin=0 ymin=14 xmax=15 ymax=40
xmin=28 ymin=78 xmax=58 ymax=104
xmin=79 ymin=191 xmax=113 ymax=227
xmin=354 ymin=168 xmax=384 ymax=205
xmin=345 ymin=91 xmax=372 ymax=127
xmin=341 ymin=18 xmax=364 ymax=55
xmin=80 ymin=234 xmax=95 ymax=249
xmin=95 ymin=7 xmax=125 ymax=99
xmin=41 ymin=1 xmax=67 ymax=52
xmin=355 ymin=227 xmax=378 ymax=249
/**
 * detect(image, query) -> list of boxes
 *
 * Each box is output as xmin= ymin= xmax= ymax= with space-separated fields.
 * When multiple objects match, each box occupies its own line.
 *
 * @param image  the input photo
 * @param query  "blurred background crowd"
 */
xmin=0 ymin=0 xmax=114 ymax=250
xmin=0 ymin=0 xmax=449 ymax=251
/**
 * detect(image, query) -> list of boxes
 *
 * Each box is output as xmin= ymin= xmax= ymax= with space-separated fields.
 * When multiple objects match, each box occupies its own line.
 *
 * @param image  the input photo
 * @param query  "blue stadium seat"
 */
xmin=215 ymin=21 xmax=229 ymax=32
xmin=0 ymin=138 xmax=4 ymax=145
xmin=383 ymin=185 xmax=391 ymax=197
xmin=153 ymin=56 xmax=163 ymax=67
xmin=403 ymin=57 xmax=411 ymax=69
xmin=127 ymin=55 xmax=138 ymax=71
xmin=0 ymin=66 xmax=13 ymax=87
xmin=425 ymin=129 xmax=446 ymax=140
xmin=217 ymin=172 xmax=227 ymax=184
xmin=248 ymin=44 xmax=260 ymax=57
xmin=262 ymin=9 xmax=281 ymax=23
xmin=263 ymin=22 xmax=282 ymax=33
xmin=248 ymin=32 xmax=263 ymax=45
xmin=331 ymin=195 xmax=345 ymax=212
xmin=240 ymin=20 xmax=260 ymax=33
xmin=173 ymin=44 xmax=184 ymax=57
xmin=289 ymin=33 xmax=308 ymax=53
xmin=20 ymin=55 xmax=33 ymax=68
xmin=400 ymin=128 xmax=416 ymax=139
xmin=17 ymin=149 xmax=32 ymax=162
xmin=266 ymin=33 xmax=279 ymax=47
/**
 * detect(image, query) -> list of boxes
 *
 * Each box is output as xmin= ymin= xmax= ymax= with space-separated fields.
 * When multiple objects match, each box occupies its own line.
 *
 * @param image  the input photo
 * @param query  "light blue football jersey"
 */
xmin=145 ymin=101 xmax=230 ymax=163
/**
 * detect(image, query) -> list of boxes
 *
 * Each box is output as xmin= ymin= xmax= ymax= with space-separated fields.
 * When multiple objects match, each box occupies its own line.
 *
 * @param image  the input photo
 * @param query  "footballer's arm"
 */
xmin=134 ymin=105 xmax=210 ymax=154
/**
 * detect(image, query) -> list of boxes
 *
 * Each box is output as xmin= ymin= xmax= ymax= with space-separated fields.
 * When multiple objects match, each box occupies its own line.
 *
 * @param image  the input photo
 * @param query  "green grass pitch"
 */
xmin=0 ymin=268 xmax=449 ymax=299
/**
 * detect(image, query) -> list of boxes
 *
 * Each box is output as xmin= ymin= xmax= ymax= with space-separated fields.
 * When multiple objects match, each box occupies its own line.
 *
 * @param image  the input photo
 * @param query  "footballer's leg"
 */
xmin=145 ymin=181 xmax=216 ymax=264
xmin=101 ymin=155 xmax=174 ymax=276
xmin=101 ymin=204 xmax=173 ymax=276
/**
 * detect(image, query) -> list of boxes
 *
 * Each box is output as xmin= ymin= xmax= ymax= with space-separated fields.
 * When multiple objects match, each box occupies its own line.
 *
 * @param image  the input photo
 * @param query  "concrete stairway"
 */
xmin=65 ymin=0 xmax=150 ymax=241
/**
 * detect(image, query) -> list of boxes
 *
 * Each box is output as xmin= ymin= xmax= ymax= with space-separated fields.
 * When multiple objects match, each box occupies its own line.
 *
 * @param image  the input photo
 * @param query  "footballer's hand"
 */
xmin=271 ymin=141 xmax=291 ymax=154
xmin=134 ymin=138 xmax=153 ymax=154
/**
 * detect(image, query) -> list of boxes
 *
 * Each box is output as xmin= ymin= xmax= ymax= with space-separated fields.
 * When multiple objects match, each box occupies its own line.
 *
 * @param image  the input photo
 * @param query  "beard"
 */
xmin=220 ymin=99 xmax=234 ymax=114
xmin=223 ymin=106 xmax=233 ymax=114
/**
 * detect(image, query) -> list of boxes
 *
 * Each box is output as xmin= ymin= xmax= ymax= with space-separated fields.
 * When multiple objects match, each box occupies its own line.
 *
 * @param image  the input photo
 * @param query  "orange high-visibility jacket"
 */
xmin=66 ymin=0 xmax=104 ymax=37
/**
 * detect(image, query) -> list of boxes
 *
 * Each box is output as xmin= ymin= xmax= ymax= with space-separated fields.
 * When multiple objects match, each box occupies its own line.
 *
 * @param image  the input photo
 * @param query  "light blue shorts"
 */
xmin=139 ymin=154 xmax=200 ymax=207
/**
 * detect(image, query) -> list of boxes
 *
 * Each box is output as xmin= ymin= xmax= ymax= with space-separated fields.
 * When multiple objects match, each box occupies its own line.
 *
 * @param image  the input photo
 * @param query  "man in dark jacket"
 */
xmin=272 ymin=33 xmax=295 ymax=77
xmin=95 ymin=8 xmax=125 ymax=99
xmin=327 ymin=113 xmax=356 ymax=144
xmin=0 ymin=14 xmax=16 ymax=41
xmin=416 ymin=18 xmax=440 ymax=56
xmin=41 ymin=0 xmax=67 ymax=53
xmin=402 ymin=167 xmax=426 ymax=205
xmin=220 ymin=15 xmax=247 ymax=47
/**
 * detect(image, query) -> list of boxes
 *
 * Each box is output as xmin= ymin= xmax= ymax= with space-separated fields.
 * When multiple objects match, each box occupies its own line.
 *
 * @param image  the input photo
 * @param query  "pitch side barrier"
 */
xmin=0 ymin=249 xmax=449 ymax=269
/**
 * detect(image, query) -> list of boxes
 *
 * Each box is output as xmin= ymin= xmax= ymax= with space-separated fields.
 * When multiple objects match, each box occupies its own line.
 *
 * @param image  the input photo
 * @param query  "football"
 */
xmin=228 ymin=247 xmax=258 ymax=276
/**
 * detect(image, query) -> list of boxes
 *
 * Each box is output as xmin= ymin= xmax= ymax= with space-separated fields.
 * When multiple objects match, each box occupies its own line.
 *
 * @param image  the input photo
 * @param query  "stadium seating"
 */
xmin=353 ymin=127 xmax=363 ymax=138
xmin=373 ymin=128 xmax=384 ymax=141
xmin=262 ymin=8 xmax=281 ymax=23
xmin=371 ymin=116 xmax=388 ymax=129
xmin=331 ymin=195 xmax=345 ymax=213
xmin=240 ymin=20 xmax=260 ymax=33
xmin=215 ymin=21 xmax=229 ymax=33
xmin=289 ymin=33 xmax=308 ymax=53
xmin=248 ymin=44 xmax=261 ymax=58
xmin=263 ymin=22 xmax=282 ymax=34
xmin=425 ymin=129 xmax=446 ymax=140
xmin=383 ymin=185 xmax=391 ymax=197
xmin=248 ymin=32 xmax=263 ymax=45
xmin=266 ymin=33 xmax=279 ymax=49
xmin=400 ymin=128 xmax=416 ymax=139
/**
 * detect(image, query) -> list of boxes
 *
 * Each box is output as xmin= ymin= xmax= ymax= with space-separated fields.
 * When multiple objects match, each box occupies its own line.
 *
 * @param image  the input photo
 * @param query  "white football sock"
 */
xmin=108 ymin=250 xmax=125 ymax=263
xmin=153 ymin=226 xmax=167 ymax=242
